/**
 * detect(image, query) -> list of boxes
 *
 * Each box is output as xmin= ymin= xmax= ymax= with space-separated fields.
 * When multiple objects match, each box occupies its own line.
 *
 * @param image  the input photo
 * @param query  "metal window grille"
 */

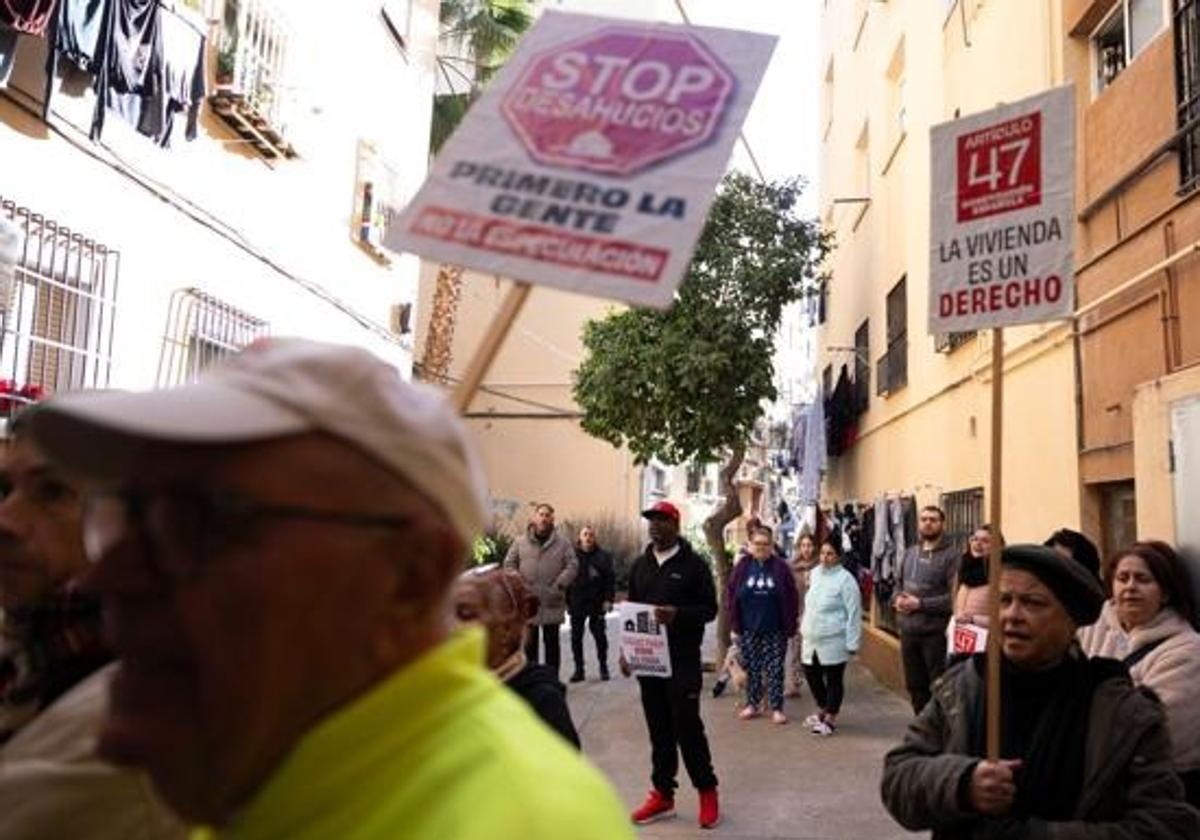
xmin=1177 ymin=0 xmax=1200 ymax=193
xmin=157 ymin=288 xmax=268 ymax=386
xmin=0 ymin=197 xmax=119 ymax=410
xmin=941 ymin=487 xmax=984 ymax=554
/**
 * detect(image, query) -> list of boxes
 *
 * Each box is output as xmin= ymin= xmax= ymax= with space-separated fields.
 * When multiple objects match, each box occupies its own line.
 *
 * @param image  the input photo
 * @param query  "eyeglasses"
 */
xmin=83 ymin=487 xmax=414 ymax=580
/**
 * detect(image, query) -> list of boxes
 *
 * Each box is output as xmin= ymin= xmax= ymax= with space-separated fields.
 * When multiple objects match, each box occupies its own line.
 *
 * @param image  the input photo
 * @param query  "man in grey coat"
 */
xmin=893 ymin=505 xmax=959 ymax=714
xmin=881 ymin=545 xmax=1200 ymax=839
xmin=504 ymin=503 xmax=578 ymax=678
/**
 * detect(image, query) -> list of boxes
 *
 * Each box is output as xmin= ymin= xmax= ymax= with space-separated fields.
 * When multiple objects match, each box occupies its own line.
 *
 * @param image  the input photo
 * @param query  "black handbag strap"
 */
xmin=1122 ymin=637 xmax=1169 ymax=670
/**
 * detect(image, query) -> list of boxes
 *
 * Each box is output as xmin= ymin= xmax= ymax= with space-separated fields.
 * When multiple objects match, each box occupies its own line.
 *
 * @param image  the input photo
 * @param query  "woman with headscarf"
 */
xmin=1078 ymin=541 xmax=1200 ymax=806
xmin=454 ymin=566 xmax=580 ymax=747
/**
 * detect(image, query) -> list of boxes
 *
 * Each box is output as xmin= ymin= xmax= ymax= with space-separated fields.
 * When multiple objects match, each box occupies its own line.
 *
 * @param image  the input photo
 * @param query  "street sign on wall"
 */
xmin=929 ymin=86 xmax=1075 ymax=334
xmin=385 ymin=11 xmax=776 ymax=309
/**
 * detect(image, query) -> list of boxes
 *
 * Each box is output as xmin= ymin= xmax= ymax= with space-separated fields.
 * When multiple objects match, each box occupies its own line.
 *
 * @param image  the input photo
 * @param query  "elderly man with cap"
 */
xmin=623 ymin=501 xmax=720 ymax=829
xmin=25 ymin=338 xmax=634 ymax=840
xmin=881 ymin=544 xmax=1200 ymax=839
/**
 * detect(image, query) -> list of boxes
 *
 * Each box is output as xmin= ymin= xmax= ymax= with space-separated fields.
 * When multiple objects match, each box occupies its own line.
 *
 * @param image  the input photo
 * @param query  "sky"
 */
xmin=549 ymin=0 xmax=823 ymax=213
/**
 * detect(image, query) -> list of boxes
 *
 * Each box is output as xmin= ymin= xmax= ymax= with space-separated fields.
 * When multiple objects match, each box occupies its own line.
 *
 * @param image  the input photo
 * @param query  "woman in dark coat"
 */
xmin=454 ymin=566 xmax=580 ymax=748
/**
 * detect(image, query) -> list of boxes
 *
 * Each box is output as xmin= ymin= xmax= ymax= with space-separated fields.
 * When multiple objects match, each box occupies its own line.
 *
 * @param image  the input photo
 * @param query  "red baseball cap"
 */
xmin=641 ymin=501 xmax=681 ymax=523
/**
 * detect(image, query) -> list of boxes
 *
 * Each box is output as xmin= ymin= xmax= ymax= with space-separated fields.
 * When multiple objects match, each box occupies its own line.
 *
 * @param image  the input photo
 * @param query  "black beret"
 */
xmin=1002 ymin=544 xmax=1105 ymax=626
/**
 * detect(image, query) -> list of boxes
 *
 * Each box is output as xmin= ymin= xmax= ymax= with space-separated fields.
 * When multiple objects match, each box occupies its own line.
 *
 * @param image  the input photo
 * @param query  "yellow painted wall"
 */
xmin=817 ymin=0 xmax=1079 ymax=540
xmin=417 ymin=261 xmax=643 ymax=528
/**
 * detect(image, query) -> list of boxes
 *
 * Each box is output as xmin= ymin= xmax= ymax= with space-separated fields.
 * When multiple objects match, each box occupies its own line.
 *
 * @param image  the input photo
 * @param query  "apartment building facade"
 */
xmin=1063 ymin=0 xmax=1200 ymax=562
xmin=0 ymin=0 xmax=436 ymax=413
xmin=817 ymin=0 xmax=1079 ymax=686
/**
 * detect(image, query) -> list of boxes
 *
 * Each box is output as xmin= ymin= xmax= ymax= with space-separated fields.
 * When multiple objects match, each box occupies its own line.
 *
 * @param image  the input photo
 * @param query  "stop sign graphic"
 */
xmin=501 ymin=28 xmax=735 ymax=176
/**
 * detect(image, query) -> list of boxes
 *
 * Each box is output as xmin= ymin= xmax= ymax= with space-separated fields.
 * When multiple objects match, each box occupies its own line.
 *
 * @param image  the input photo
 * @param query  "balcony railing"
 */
xmin=211 ymin=0 xmax=297 ymax=159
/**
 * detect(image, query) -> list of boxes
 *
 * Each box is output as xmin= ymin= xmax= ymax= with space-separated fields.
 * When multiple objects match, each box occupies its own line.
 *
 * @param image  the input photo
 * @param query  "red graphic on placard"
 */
xmin=956 ymin=111 xmax=1042 ymax=223
xmin=410 ymin=206 xmax=668 ymax=282
xmin=501 ymin=28 xmax=734 ymax=176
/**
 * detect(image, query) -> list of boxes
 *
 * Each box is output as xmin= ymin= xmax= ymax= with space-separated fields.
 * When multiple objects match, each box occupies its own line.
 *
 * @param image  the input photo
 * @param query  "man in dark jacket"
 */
xmin=568 ymin=525 xmax=615 ymax=683
xmin=622 ymin=501 xmax=720 ymax=830
xmin=893 ymin=505 xmax=959 ymax=714
xmin=881 ymin=544 xmax=1200 ymax=839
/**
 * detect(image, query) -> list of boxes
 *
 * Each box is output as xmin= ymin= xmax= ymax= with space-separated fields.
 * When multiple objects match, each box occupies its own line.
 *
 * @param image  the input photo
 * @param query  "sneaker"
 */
xmin=569 ymin=671 xmax=585 ymax=683
xmin=698 ymin=788 xmax=720 ymax=829
xmin=771 ymin=710 xmax=788 ymax=725
xmin=811 ymin=720 xmax=836 ymax=737
xmin=802 ymin=713 xmax=823 ymax=727
xmin=738 ymin=705 xmax=760 ymax=721
xmin=631 ymin=789 xmax=675 ymax=825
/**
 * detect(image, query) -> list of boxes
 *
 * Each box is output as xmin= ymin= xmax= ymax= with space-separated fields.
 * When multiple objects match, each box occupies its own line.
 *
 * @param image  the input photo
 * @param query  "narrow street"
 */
xmin=565 ymin=618 xmax=919 ymax=840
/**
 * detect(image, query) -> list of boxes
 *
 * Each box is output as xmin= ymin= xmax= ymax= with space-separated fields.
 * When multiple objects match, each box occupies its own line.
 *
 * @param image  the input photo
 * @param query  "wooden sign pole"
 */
xmin=985 ymin=327 xmax=1004 ymax=760
xmin=452 ymin=281 xmax=533 ymax=414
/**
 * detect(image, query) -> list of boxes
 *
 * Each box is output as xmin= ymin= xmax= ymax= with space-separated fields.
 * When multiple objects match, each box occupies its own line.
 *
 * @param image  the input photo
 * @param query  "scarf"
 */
xmin=0 ymin=582 xmax=111 ymax=741
xmin=969 ymin=653 xmax=1123 ymax=821
xmin=959 ymin=551 xmax=988 ymax=588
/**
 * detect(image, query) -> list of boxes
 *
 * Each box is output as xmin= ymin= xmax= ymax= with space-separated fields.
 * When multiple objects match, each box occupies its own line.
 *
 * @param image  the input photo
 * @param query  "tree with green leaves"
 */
xmin=573 ymin=171 xmax=830 ymax=655
xmin=431 ymin=0 xmax=533 ymax=153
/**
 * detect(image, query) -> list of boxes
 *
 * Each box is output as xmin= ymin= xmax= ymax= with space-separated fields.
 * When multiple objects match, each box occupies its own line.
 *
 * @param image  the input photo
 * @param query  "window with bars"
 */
xmin=878 ymin=276 xmax=907 ymax=396
xmin=1177 ymin=0 xmax=1200 ymax=193
xmin=0 ymin=198 xmax=119 ymax=415
xmin=157 ymin=289 xmax=268 ymax=386
xmin=941 ymin=486 xmax=984 ymax=554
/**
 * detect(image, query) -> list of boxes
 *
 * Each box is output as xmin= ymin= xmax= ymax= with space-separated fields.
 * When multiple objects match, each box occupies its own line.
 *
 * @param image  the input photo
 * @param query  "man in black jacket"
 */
xmin=568 ymin=525 xmax=615 ymax=683
xmin=623 ymin=501 xmax=720 ymax=830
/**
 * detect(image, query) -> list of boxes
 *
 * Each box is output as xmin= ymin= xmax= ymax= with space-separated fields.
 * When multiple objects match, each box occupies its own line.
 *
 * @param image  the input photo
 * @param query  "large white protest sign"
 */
xmin=929 ymin=86 xmax=1075 ymax=334
xmin=619 ymin=601 xmax=672 ymax=678
xmin=385 ymin=11 xmax=776 ymax=309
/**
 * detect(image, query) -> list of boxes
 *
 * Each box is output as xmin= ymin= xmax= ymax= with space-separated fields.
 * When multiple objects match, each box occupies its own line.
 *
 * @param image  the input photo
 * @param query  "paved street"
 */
xmin=563 ymin=617 xmax=920 ymax=840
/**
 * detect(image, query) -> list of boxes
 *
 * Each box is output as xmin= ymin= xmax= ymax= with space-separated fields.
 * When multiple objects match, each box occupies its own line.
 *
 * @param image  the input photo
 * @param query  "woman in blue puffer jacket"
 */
xmin=800 ymin=539 xmax=862 ymax=736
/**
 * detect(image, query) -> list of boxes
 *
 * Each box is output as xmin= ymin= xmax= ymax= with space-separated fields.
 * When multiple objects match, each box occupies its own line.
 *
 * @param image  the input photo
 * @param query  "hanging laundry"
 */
xmin=1 ymin=0 xmax=58 ymax=35
xmin=824 ymin=365 xmax=859 ymax=456
xmin=49 ymin=0 xmax=109 ymax=76
xmin=797 ymin=392 xmax=826 ymax=506
xmin=112 ymin=3 xmax=205 ymax=146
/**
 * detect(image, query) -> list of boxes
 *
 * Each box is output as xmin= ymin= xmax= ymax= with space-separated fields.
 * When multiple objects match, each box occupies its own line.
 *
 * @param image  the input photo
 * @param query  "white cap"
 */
xmin=28 ymin=338 xmax=489 ymax=547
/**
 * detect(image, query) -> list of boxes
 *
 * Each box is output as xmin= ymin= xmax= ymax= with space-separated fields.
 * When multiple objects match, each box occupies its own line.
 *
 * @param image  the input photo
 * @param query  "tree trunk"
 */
xmin=702 ymin=442 xmax=745 ymax=669
xmin=420 ymin=262 xmax=465 ymax=384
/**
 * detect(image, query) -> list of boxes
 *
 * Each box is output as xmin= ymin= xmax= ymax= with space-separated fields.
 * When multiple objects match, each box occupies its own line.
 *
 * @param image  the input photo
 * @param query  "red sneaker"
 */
xmin=698 ymin=787 xmax=720 ymax=829
xmin=631 ymin=789 xmax=675 ymax=825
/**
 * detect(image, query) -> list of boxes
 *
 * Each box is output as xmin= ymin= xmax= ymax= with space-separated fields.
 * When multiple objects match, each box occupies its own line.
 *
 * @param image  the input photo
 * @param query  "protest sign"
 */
xmin=385 ymin=10 xmax=776 ymax=310
xmin=619 ymin=601 xmax=672 ymax=678
xmin=947 ymin=621 xmax=989 ymax=656
xmin=929 ymin=86 xmax=1075 ymax=334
